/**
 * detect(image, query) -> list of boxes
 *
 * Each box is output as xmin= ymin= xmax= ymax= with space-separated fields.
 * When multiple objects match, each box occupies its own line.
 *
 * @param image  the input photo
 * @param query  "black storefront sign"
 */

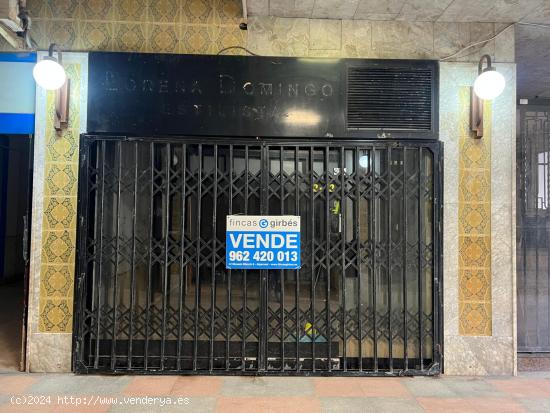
xmin=87 ymin=52 xmax=438 ymax=139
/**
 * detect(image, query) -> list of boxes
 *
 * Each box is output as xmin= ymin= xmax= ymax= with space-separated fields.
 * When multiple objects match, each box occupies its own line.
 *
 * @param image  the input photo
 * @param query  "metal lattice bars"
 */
xmin=518 ymin=106 xmax=550 ymax=353
xmin=74 ymin=137 xmax=442 ymax=376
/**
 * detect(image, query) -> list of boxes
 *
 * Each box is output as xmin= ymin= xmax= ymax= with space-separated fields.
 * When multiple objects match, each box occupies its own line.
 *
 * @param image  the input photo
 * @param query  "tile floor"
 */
xmin=0 ymin=372 xmax=549 ymax=412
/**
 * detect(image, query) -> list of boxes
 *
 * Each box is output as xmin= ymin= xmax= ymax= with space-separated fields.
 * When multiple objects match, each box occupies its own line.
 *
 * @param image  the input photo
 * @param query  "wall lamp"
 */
xmin=33 ymin=43 xmax=70 ymax=131
xmin=470 ymin=54 xmax=505 ymax=138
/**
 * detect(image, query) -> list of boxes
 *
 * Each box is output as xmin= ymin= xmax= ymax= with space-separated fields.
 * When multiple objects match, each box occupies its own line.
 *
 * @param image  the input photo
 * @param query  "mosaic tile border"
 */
xmin=37 ymin=63 xmax=82 ymax=333
xmin=458 ymin=87 xmax=492 ymax=336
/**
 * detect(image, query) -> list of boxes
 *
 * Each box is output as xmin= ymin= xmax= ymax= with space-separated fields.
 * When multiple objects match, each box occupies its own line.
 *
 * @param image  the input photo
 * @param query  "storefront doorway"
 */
xmin=73 ymin=136 xmax=442 ymax=375
xmin=0 ymin=134 xmax=32 ymax=372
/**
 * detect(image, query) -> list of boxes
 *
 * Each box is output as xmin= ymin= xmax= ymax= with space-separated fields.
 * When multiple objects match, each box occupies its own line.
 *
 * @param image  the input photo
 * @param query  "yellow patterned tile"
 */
xmin=181 ymin=25 xmax=214 ymax=54
xmin=459 ymin=137 xmax=490 ymax=170
xmin=44 ymin=163 xmax=79 ymax=197
xmin=81 ymin=0 xmax=114 ymax=20
xmin=148 ymin=24 xmax=180 ymax=53
xmin=42 ymin=197 xmax=77 ymax=230
xmin=458 ymin=169 xmax=491 ymax=203
xmin=46 ymin=128 xmax=79 ymax=163
xmin=458 ymin=235 xmax=491 ymax=268
xmin=49 ymin=19 xmax=80 ymax=50
xmin=40 ymin=264 xmax=74 ymax=298
xmin=459 ymin=301 xmax=492 ymax=336
xmin=149 ymin=0 xmax=180 ymax=23
xmin=459 ymin=268 xmax=491 ymax=302
xmin=115 ymin=0 xmax=148 ymax=21
xmin=41 ymin=230 xmax=76 ymax=264
xmin=39 ymin=298 xmax=73 ymax=332
xmin=182 ymin=0 xmax=214 ymax=24
xmin=80 ymin=21 xmax=113 ymax=51
xmin=27 ymin=0 xmax=53 ymax=18
xmin=50 ymin=0 xmax=82 ymax=18
xmin=67 ymin=69 xmax=82 ymax=129
xmin=213 ymin=0 xmax=242 ymax=24
xmin=458 ymin=202 xmax=490 ymax=235
xmin=458 ymin=85 xmax=492 ymax=337
xmin=29 ymin=19 xmax=53 ymax=53
xmin=210 ymin=25 xmax=247 ymax=55
xmin=113 ymin=23 xmax=148 ymax=52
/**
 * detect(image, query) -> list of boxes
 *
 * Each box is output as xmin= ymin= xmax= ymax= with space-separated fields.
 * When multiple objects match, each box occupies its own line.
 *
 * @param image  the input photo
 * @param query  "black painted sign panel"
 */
xmin=87 ymin=52 xmax=343 ymax=137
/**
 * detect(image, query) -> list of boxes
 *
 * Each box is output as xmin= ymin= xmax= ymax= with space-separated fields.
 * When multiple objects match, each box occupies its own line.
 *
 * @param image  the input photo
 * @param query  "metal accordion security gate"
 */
xmin=73 ymin=136 xmax=442 ymax=375
xmin=517 ymin=104 xmax=550 ymax=353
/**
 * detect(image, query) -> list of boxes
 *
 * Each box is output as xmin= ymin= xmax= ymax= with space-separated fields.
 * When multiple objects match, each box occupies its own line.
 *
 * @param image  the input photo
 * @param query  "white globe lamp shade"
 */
xmin=33 ymin=57 xmax=66 ymax=90
xmin=473 ymin=69 xmax=505 ymax=100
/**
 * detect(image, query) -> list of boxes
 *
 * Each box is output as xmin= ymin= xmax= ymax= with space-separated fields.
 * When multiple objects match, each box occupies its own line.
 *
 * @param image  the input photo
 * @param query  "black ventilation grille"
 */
xmin=347 ymin=67 xmax=434 ymax=131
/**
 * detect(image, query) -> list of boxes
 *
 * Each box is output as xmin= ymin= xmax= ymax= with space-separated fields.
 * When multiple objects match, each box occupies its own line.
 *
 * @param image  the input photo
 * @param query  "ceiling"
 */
xmin=248 ymin=0 xmax=550 ymax=99
xmin=247 ymin=0 xmax=550 ymax=23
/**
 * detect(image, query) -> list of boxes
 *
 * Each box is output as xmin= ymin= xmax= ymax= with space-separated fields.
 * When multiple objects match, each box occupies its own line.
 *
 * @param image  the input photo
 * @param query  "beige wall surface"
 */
xmin=22 ymin=4 xmax=516 ymax=374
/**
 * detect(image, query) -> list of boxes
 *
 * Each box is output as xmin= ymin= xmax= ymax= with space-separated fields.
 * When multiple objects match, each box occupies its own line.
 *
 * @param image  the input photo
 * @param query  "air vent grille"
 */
xmin=347 ymin=67 xmax=434 ymax=131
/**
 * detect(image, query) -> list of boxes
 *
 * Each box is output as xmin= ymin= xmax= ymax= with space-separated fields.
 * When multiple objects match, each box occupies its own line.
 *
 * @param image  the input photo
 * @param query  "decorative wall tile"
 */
xmin=458 ymin=86 xmax=492 ymax=337
xmin=114 ymin=0 xmax=148 ymax=22
xmin=460 ymin=137 xmax=490 ymax=169
xmin=44 ymin=163 xmax=78 ymax=196
xmin=148 ymin=24 xmax=180 ymax=53
xmin=210 ymin=25 xmax=248 ymax=55
xmin=49 ymin=20 xmax=80 ymax=50
xmin=182 ymin=0 xmax=214 ymax=23
xmin=80 ymin=22 xmax=113 ymax=51
xmin=459 ymin=203 xmax=490 ymax=234
xmin=42 ymin=197 xmax=77 ymax=230
xmin=38 ymin=60 xmax=82 ymax=334
xmin=214 ymin=0 xmax=242 ymax=24
xmin=459 ymin=236 xmax=491 ymax=268
xmin=458 ymin=170 xmax=491 ymax=203
xmin=40 ymin=265 xmax=73 ymax=298
xmin=181 ymin=25 xmax=213 ymax=54
xmin=309 ymin=19 xmax=341 ymax=50
xmin=149 ymin=0 xmax=180 ymax=23
xmin=81 ymin=0 xmax=114 ymax=21
xmin=27 ymin=0 xmax=53 ymax=18
xmin=41 ymin=230 xmax=76 ymax=264
xmin=49 ymin=0 xmax=81 ymax=19
xmin=26 ymin=18 xmax=52 ymax=49
xmin=459 ymin=301 xmax=492 ymax=336
xmin=39 ymin=298 xmax=73 ymax=333
xmin=459 ymin=268 xmax=491 ymax=302
xmin=113 ymin=23 xmax=148 ymax=52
